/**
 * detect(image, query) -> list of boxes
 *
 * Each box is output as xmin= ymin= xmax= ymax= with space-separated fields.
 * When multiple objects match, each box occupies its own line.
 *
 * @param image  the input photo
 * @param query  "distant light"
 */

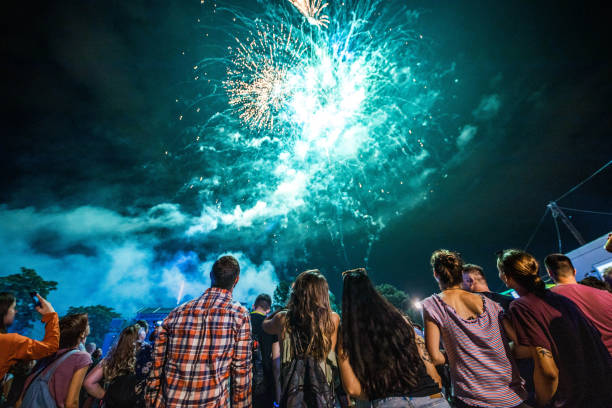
xmin=413 ymin=300 xmax=423 ymax=309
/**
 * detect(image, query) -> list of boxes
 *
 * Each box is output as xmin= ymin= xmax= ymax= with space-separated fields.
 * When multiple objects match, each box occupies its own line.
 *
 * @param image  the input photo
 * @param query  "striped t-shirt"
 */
xmin=422 ymin=293 xmax=525 ymax=407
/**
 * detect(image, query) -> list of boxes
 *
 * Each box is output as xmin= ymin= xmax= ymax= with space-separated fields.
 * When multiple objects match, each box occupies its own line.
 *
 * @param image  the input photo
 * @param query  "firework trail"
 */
xmin=288 ymin=0 xmax=330 ymax=28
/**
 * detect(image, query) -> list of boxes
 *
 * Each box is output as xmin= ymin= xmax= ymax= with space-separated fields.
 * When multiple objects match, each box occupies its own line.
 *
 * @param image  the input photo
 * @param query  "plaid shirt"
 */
xmin=145 ymin=287 xmax=252 ymax=407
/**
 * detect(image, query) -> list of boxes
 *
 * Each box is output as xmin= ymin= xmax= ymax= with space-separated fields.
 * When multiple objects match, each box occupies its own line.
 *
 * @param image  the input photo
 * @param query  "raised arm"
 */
xmin=10 ymin=296 xmax=59 ymax=362
xmin=531 ymin=347 xmax=559 ymax=407
xmin=145 ymin=324 xmax=169 ymax=406
xmin=230 ymin=311 xmax=252 ymax=408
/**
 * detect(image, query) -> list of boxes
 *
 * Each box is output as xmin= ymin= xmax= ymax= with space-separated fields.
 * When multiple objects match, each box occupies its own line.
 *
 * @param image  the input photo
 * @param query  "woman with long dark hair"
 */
xmin=263 ymin=270 xmax=340 ymax=406
xmin=497 ymin=249 xmax=612 ymax=408
xmin=337 ymin=268 xmax=448 ymax=408
xmin=83 ymin=325 xmax=142 ymax=407
xmin=422 ymin=250 xmax=528 ymax=408
xmin=0 ymin=292 xmax=59 ymax=380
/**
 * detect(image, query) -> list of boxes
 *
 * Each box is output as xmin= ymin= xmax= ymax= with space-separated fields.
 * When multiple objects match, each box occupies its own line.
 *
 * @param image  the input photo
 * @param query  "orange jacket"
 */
xmin=0 ymin=312 xmax=60 ymax=378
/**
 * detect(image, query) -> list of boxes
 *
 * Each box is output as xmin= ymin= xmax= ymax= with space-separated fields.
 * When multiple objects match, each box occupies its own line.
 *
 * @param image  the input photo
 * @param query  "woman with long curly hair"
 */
xmin=337 ymin=268 xmax=448 ymax=408
xmin=83 ymin=324 xmax=141 ymax=407
xmin=422 ymin=250 xmax=528 ymax=408
xmin=263 ymin=270 xmax=340 ymax=406
xmin=497 ymin=249 xmax=612 ymax=408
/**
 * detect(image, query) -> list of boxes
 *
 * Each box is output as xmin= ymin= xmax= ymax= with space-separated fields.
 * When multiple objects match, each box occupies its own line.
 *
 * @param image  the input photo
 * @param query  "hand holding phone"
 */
xmin=30 ymin=293 xmax=55 ymax=316
xmin=30 ymin=291 xmax=42 ymax=308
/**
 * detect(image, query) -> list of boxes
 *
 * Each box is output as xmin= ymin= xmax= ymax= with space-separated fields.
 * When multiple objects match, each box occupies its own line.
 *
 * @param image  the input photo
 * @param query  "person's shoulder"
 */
xmin=72 ymin=350 xmax=93 ymax=364
xmin=230 ymin=302 xmax=250 ymax=319
xmin=60 ymin=350 xmax=92 ymax=370
xmin=331 ymin=311 xmax=340 ymax=325
xmin=421 ymin=294 xmax=440 ymax=309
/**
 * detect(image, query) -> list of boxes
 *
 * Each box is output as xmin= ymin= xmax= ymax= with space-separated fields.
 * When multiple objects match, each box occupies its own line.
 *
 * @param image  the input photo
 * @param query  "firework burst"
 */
xmin=288 ymin=0 xmax=330 ymax=28
xmin=224 ymin=24 xmax=306 ymax=129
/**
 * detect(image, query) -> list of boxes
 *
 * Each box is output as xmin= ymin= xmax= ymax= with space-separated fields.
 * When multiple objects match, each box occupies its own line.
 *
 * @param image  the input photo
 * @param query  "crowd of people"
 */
xmin=1 ymin=240 xmax=612 ymax=408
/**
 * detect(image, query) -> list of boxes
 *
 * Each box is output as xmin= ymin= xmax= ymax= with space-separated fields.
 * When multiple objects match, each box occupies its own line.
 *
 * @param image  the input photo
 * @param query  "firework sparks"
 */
xmin=224 ymin=24 xmax=306 ymax=129
xmin=288 ymin=0 xmax=330 ymax=28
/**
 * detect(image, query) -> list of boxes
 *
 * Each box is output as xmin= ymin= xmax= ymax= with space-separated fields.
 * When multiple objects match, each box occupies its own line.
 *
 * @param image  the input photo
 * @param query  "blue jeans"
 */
xmin=371 ymin=395 xmax=451 ymax=408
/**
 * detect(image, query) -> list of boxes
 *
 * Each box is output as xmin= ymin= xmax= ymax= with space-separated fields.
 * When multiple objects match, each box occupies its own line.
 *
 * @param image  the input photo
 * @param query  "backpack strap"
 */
xmin=40 ymin=349 xmax=80 ymax=382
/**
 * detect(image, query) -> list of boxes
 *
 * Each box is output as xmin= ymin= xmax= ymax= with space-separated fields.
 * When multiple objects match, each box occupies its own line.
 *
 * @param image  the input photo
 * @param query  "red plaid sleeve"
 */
xmin=145 ymin=321 xmax=169 ymax=407
xmin=230 ymin=310 xmax=252 ymax=408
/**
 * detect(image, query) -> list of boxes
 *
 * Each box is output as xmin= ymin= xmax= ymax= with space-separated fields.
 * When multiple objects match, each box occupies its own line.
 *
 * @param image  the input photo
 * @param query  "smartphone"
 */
xmin=30 ymin=292 xmax=42 ymax=308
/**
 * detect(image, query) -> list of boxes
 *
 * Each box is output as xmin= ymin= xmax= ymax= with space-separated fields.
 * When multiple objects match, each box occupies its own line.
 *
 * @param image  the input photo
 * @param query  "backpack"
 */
xmin=279 ymin=356 xmax=335 ymax=408
xmin=104 ymin=373 xmax=143 ymax=408
xmin=21 ymin=349 xmax=79 ymax=407
xmin=251 ymin=336 xmax=268 ymax=397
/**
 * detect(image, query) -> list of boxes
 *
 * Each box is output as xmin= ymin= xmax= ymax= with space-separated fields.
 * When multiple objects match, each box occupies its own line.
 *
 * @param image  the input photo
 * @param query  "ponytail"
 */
xmin=497 ymin=249 xmax=547 ymax=297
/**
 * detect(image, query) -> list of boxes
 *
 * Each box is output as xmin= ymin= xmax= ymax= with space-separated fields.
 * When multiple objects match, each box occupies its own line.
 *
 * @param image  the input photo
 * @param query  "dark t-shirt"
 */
xmin=507 ymin=291 xmax=612 ymax=408
xmin=250 ymin=312 xmax=278 ymax=374
xmin=479 ymin=291 xmax=513 ymax=312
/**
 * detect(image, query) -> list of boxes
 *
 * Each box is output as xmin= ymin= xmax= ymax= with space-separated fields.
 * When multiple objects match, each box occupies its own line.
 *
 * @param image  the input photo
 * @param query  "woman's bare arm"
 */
xmin=83 ymin=362 xmax=106 ymax=399
xmin=336 ymin=333 xmax=368 ymax=400
xmin=532 ymin=346 xmax=559 ymax=407
xmin=262 ymin=311 xmax=285 ymax=337
xmin=415 ymin=334 xmax=442 ymax=389
xmin=423 ymin=312 xmax=446 ymax=366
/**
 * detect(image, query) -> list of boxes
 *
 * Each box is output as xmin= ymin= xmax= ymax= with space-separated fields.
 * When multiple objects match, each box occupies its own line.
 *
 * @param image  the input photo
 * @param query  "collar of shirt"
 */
xmin=204 ymin=287 xmax=233 ymax=301
xmin=250 ymin=310 xmax=266 ymax=316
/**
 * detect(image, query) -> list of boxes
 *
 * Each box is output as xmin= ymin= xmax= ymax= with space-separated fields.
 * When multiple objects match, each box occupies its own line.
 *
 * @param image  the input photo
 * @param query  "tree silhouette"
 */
xmin=65 ymin=305 xmax=121 ymax=346
xmin=0 ymin=267 xmax=58 ymax=333
xmin=272 ymin=280 xmax=291 ymax=310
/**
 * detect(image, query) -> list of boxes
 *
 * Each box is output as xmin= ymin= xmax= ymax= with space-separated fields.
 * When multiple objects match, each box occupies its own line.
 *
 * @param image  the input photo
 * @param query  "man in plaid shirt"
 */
xmin=145 ymin=255 xmax=252 ymax=407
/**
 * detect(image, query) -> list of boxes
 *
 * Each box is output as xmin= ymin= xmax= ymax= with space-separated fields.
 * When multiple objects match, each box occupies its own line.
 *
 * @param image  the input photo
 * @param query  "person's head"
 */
xmin=341 ymin=268 xmax=423 ymax=397
xmin=579 ymin=277 xmax=612 ymax=292
xmin=602 ymin=266 xmax=612 ymax=287
xmin=0 ymin=292 xmax=17 ymax=333
xmin=253 ymin=293 xmax=272 ymax=313
xmin=85 ymin=342 xmax=97 ymax=354
xmin=497 ymin=249 xmax=546 ymax=296
xmin=285 ymin=270 xmax=334 ymax=360
xmin=544 ymin=253 xmax=576 ymax=283
xmin=136 ymin=319 xmax=149 ymax=341
xmin=104 ymin=325 xmax=139 ymax=381
xmin=210 ymin=255 xmax=240 ymax=291
xmin=92 ymin=348 xmax=102 ymax=360
xmin=461 ymin=263 xmax=490 ymax=292
xmin=59 ymin=313 xmax=90 ymax=349
xmin=430 ymin=249 xmax=464 ymax=290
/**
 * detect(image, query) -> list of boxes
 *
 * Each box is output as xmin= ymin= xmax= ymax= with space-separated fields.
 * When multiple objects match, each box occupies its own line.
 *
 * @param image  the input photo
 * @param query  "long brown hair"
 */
xmin=497 ymin=249 xmax=546 ymax=296
xmin=341 ymin=268 xmax=424 ymax=399
xmin=285 ymin=270 xmax=335 ymax=360
xmin=103 ymin=325 xmax=139 ymax=381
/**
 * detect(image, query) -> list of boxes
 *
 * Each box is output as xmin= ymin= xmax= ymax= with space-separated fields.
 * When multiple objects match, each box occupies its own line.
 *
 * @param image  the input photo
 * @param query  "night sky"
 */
xmin=1 ymin=0 xmax=611 ymax=315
